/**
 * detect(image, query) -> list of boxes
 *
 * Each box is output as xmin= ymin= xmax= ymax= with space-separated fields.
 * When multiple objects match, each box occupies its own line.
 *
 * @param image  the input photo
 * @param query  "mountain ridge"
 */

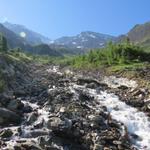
xmin=3 ymin=21 xmax=51 ymax=45
xmin=1 ymin=20 xmax=150 ymax=55
xmin=54 ymin=31 xmax=116 ymax=50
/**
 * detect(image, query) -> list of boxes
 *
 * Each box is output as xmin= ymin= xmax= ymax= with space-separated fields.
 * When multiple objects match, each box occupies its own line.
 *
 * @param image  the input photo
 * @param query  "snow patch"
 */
xmin=99 ymin=43 xmax=104 ymax=46
xmin=50 ymin=40 xmax=54 ymax=44
xmin=76 ymin=46 xmax=83 ymax=49
xmin=89 ymin=34 xmax=96 ymax=38
xmin=72 ymin=42 xmax=77 ymax=45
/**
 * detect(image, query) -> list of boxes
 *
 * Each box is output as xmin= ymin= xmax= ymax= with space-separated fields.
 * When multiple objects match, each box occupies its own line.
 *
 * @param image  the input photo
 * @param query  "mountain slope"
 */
xmin=2 ymin=22 xmax=117 ymax=54
xmin=3 ymin=22 xmax=51 ymax=45
xmin=31 ymin=44 xmax=62 ymax=56
xmin=0 ymin=23 xmax=28 ymax=49
xmin=54 ymin=31 xmax=116 ymax=50
xmin=127 ymin=22 xmax=150 ymax=43
xmin=0 ymin=24 xmax=62 ymax=56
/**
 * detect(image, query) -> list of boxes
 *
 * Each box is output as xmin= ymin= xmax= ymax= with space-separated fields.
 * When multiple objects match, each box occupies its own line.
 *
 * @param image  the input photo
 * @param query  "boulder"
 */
xmin=47 ymin=117 xmax=72 ymax=131
xmin=27 ymin=112 xmax=38 ymax=125
xmin=0 ymin=93 xmax=11 ymax=107
xmin=0 ymin=107 xmax=21 ymax=125
xmin=7 ymin=99 xmax=24 ymax=112
xmin=22 ymin=104 xmax=33 ymax=113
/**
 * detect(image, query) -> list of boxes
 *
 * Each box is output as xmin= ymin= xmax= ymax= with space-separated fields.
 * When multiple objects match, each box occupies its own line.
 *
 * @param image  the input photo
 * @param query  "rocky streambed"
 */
xmin=0 ymin=65 xmax=150 ymax=150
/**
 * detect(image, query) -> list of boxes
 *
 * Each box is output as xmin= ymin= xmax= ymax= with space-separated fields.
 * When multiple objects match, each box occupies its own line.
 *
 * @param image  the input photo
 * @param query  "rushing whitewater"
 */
xmin=72 ymin=83 xmax=150 ymax=149
xmin=48 ymin=67 xmax=150 ymax=149
xmin=4 ymin=101 xmax=50 ymax=149
xmin=2 ymin=66 xmax=150 ymax=149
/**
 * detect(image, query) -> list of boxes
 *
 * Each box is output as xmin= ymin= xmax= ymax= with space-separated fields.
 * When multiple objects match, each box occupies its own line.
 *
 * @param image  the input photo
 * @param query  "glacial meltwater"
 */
xmin=2 ymin=67 xmax=150 ymax=150
xmin=73 ymin=83 xmax=150 ymax=149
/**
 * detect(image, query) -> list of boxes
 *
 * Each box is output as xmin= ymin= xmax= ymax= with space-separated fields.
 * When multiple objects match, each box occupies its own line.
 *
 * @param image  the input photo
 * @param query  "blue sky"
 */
xmin=0 ymin=0 xmax=150 ymax=39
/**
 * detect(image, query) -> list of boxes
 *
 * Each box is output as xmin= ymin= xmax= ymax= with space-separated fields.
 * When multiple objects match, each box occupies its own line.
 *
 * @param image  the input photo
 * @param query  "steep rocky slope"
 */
xmin=127 ymin=22 xmax=150 ymax=43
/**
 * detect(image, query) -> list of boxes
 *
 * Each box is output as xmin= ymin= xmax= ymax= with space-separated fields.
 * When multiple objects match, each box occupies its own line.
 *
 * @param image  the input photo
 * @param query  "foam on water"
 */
xmin=73 ymin=84 xmax=150 ymax=149
xmin=91 ymin=90 xmax=150 ymax=149
xmin=22 ymin=101 xmax=50 ymax=125
xmin=103 ymin=76 xmax=138 ymax=89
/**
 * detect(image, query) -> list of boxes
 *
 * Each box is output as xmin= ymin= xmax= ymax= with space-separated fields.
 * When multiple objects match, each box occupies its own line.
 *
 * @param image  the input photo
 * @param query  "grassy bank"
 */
xmin=68 ymin=42 xmax=150 ymax=71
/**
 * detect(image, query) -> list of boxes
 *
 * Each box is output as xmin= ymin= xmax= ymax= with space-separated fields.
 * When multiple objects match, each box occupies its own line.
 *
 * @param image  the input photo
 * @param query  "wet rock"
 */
xmin=22 ymin=104 xmax=33 ymax=113
xmin=79 ymin=91 xmax=93 ymax=102
xmin=58 ymin=78 xmax=71 ymax=85
xmin=118 ymin=85 xmax=128 ymax=90
xmin=130 ymin=133 xmax=142 ymax=141
xmin=38 ymin=136 xmax=51 ymax=148
xmin=0 ymin=107 xmax=21 ymax=125
xmin=44 ymin=146 xmax=60 ymax=150
xmin=7 ymin=99 xmax=24 ymax=112
xmin=86 ymin=83 xmax=98 ymax=89
xmin=47 ymin=117 xmax=72 ymax=132
xmin=77 ymin=78 xmax=101 ymax=86
xmin=88 ymin=115 xmax=106 ymax=128
xmin=27 ymin=112 xmax=38 ymax=125
xmin=126 ymin=99 xmax=144 ymax=108
xmin=0 ymin=93 xmax=11 ymax=107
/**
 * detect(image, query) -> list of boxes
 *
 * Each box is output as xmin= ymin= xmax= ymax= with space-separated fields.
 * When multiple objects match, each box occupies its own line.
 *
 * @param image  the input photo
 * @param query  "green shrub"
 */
xmin=71 ymin=42 xmax=150 ymax=68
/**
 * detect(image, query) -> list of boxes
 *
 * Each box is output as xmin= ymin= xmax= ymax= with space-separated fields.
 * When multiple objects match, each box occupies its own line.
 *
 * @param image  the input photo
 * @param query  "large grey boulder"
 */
xmin=0 ymin=107 xmax=21 ymax=126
